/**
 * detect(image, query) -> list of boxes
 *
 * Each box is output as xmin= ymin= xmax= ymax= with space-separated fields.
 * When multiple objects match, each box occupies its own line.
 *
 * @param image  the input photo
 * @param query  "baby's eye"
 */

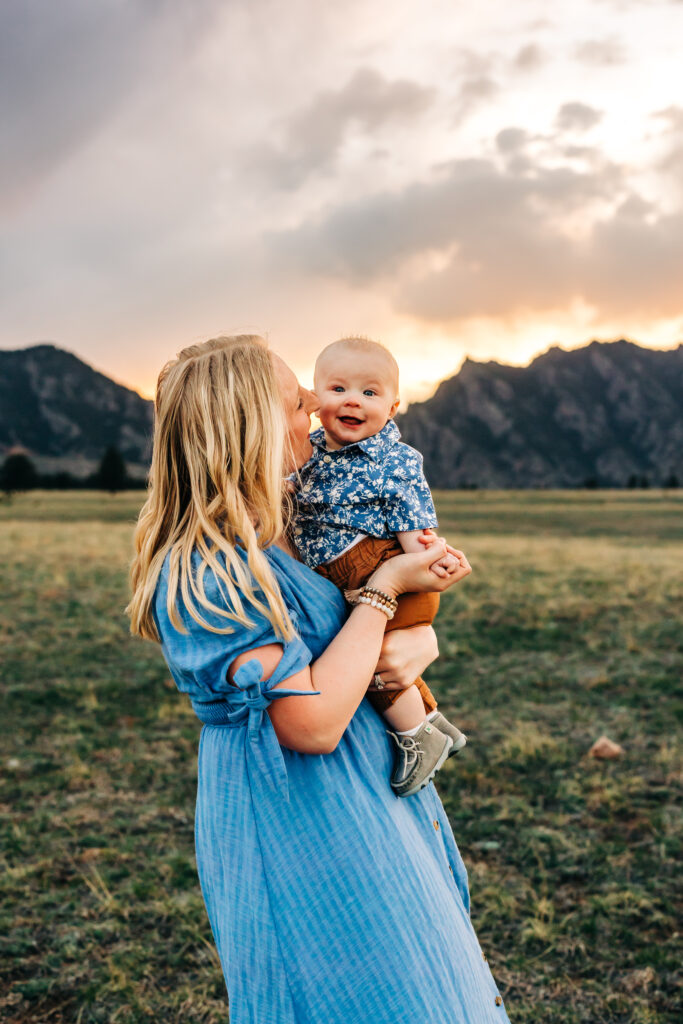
xmin=363 ymin=389 xmax=376 ymax=397
xmin=332 ymin=386 xmax=345 ymax=393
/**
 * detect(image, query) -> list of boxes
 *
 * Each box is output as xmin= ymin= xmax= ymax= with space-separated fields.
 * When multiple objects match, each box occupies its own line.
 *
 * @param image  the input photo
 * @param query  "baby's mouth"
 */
xmin=338 ymin=416 xmax=364 ymax=427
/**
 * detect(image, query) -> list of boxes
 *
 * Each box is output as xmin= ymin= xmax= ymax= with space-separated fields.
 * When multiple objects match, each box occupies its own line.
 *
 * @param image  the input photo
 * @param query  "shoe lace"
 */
xmin=388 ymin=730 xmax=422 ymax=773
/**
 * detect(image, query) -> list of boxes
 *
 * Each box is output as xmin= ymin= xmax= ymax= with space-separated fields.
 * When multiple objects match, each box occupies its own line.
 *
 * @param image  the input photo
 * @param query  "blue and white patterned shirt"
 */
xmin=290 ymin=419 xmax=438 ymax=568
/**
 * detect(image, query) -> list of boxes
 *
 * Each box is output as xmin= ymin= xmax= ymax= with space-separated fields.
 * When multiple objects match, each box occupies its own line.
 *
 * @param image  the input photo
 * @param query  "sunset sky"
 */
xmin=2 ymin=0 xmax=682 ymax=402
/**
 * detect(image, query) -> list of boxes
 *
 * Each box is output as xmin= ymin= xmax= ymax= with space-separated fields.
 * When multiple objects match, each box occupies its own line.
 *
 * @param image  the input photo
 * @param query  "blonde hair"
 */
xmin=314 ymin=335 xmax=399 ymax=393
xmin=127 ymin=335 xmax=295 ymax=643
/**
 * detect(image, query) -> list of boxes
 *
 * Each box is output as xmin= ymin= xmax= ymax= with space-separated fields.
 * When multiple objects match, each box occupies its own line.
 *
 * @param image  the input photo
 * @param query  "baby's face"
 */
xmin=314 ymin=347 xmax=399 ymax=449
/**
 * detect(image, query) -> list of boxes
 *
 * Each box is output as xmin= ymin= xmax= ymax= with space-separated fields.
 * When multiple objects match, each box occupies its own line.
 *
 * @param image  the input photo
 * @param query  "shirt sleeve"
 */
xmin=155 ymin=554 xmax=313 ymax=698
xmin=382 ymin=445 xmax=439 ymax=533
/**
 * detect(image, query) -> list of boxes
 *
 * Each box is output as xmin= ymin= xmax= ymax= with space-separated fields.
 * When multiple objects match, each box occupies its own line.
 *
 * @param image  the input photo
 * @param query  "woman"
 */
xmin=128 ymin=335 xmax=509 ymax=1023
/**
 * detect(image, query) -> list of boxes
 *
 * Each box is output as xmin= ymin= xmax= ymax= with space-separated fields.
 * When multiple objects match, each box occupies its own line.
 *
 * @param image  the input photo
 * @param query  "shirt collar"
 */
xmin=309 ymin=419 xmax=401 ymax=461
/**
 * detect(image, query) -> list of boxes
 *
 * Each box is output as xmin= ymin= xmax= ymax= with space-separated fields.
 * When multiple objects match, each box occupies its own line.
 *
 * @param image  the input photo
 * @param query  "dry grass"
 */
xmin=1 ymin=491 xmax=681 ymax=1022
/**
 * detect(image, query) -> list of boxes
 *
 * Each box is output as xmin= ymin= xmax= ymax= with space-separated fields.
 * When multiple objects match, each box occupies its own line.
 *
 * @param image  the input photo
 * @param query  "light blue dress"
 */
xmin=154 ymin=544 xmax=510 ymax=1024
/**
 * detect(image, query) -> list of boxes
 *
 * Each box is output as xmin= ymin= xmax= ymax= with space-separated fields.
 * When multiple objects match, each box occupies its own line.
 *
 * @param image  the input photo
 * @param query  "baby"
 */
xmin=290 ymin=336 xmax=466 ymax=797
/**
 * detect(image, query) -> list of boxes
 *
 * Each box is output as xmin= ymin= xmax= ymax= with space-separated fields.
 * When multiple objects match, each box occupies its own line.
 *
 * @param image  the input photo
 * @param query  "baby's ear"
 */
xmin=389 ymin=397 xmax=400 ymax=418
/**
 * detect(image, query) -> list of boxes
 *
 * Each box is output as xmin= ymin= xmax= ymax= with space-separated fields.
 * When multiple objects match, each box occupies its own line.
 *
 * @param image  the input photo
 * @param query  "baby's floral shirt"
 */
xmin=290 ymin=419 xmax=438 ymax=568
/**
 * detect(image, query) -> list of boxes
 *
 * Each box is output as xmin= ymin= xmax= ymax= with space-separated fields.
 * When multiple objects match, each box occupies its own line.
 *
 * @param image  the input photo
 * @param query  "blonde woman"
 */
xmin=128 ymin=336 xmax=509 ymax=1024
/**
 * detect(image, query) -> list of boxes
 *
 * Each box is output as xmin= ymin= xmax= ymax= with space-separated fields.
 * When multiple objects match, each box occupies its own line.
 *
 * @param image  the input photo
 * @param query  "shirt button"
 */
xmin=433 ymin=820 xmax=440 ymax=831
xmin=323 ymin=455 xmax=332 ymax=463
xmin=495 ymin=996 xmax=502 ymax=1007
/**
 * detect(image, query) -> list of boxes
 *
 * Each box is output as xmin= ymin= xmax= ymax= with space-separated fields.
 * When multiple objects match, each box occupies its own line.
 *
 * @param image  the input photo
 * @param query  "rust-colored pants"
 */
xmin=316 ymin=536 xmax=439 ymax=715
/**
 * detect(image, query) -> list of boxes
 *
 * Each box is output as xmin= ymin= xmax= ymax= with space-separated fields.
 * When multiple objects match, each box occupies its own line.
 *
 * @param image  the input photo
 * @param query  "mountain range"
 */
xmin=0 ymin=339 xmax=681 ymax=487
xmin=397 ymin=339 xmax=682 ymax=487
xmin=0 ymin=344 xmax=153 ymax=478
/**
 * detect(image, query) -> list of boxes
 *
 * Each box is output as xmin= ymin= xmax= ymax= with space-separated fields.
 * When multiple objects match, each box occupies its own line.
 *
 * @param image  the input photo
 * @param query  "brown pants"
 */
xmin=316 ymin=536 xmax=439 ymax=715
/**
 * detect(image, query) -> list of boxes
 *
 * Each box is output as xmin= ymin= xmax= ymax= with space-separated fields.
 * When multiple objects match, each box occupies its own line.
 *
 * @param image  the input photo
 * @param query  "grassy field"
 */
xmin=1 ymin=490 xmax=681 ymax=1023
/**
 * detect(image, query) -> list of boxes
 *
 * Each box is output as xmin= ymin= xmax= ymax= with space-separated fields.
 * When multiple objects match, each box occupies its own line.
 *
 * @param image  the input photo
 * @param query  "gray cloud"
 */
xmin=555 ymin=102 xmax=603 ymax=132
xmin=271 ymin=152 xmax=624 ymax=280
xmin=574 ymin=37 xmax=627 ymax=66
xmin=653 ymin=106 xmax=683 ymax=183
xmin=512 ymin=43 xmax=545 ymax=71
xmin=271 ymin=144 xmax=683 ymax=323
xmin=247 ymin=68 xmax=434 ymax=189
xmin=453 ymin=75 xmax=499 ymax=125
xmin=495 ymin=127 xmax=531 ymax=153
xmin=448 ymin=48 xmax=500 ymax=125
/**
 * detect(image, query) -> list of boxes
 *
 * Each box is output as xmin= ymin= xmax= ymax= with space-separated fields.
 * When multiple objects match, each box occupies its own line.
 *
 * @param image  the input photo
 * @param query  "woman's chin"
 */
xmin=293 ymin=441 xmax=313 ymax=470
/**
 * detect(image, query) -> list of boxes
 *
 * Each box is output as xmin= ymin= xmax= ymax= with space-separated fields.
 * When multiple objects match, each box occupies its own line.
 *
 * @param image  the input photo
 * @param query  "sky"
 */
xmin=2 ymin=0 xmax=683 ymax=403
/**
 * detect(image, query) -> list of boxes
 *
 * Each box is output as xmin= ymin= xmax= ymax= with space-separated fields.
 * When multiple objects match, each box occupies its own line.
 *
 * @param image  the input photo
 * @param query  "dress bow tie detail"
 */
xmin=225 ymin=658 xmax=320 ymax=802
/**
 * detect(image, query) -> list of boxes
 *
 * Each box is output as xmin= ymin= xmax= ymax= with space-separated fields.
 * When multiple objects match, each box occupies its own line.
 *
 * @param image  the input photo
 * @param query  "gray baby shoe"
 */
xmin=429 ymin=712 xmax=467 ymax=757
xmin=388 ymin=721 xmax=453 ymax=798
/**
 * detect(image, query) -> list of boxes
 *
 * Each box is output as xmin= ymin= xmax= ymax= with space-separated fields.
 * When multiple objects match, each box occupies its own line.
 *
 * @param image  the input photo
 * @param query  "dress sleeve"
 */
xmin=382 ymin=445 xmax=439 ymax=533
xmin=155 ymin=554 xmax=313 ymax=698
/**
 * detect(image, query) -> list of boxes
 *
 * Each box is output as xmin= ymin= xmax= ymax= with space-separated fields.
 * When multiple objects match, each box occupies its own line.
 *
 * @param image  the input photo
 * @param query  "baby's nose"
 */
xmin=344 ymin=393 xmax=361 ymax=406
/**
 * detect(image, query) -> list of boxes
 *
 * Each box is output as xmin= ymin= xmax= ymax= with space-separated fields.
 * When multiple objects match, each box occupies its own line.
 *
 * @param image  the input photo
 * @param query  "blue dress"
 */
xmin=154 ymin=544 xmax=510 ymax=1024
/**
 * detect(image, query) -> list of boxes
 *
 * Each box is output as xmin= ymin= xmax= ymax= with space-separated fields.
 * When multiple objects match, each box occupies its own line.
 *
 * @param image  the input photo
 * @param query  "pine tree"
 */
xmin=1 ymin=453 xmax=38 ymax=494
xmin=96 ymin=446 xmax=127 ymax=493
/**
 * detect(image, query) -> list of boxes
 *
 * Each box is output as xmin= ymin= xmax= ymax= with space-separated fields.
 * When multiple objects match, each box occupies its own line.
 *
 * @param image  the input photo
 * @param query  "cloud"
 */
xmin=653 ymin=105 xmax=683 ymax=131
xmin=512 ymin=43 xmax=545 ymax=72
xmin=272 ymin=151 xmax=623 ymax=280
xmin=555 ymin=102 xmax=603 ymax=132
xmin=448 ymin=48 xmax=500 ymax=125
xmin=271 ymin=142 xmax=683 ymax=324
xmin=495 ymin=127 xmax=531 ymax=153
xmin=453 ymin=75 xmax=499 ymax=125
xmin=652 ymin=105 xmax=683 ymax=184
xmin=247 ymin=68 xmax=434 ymax=189
xmin=574 ymin=37 xmax=627 ymax=66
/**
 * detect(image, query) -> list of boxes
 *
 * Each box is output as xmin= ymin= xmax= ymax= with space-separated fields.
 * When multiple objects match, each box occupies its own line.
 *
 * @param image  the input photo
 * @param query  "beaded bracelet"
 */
xmin=356 ymin=585 xmax=398 ymax=620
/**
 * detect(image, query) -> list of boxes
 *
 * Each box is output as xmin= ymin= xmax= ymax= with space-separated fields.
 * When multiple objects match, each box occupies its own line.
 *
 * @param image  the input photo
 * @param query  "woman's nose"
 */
xmin=306 ymin=389 xmax=320 ymax=413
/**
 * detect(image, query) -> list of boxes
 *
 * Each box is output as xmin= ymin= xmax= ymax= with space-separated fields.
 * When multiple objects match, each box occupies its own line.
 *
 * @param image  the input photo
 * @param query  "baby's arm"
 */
xmin=396 ymin=529 xmax=431 ymax=555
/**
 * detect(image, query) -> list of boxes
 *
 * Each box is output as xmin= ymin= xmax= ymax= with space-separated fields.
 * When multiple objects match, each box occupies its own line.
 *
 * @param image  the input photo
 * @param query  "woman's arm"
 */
xmin=229 ymin=543 xmax=471 ymax=754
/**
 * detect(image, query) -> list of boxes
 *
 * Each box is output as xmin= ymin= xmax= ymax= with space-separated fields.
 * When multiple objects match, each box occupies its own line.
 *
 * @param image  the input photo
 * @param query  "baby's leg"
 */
xmin=381 ymin=683 xmax=428 ymax=733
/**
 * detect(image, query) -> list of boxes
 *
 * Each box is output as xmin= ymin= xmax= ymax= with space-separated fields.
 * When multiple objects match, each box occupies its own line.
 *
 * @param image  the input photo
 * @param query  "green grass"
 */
xmin=1 ymin=491 xmax=681 ymax=1023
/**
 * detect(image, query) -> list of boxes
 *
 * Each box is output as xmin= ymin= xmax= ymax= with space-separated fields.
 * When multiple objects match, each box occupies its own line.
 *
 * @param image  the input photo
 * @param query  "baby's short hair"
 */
xmin=314 ymin=336 xmax=399 ymax=392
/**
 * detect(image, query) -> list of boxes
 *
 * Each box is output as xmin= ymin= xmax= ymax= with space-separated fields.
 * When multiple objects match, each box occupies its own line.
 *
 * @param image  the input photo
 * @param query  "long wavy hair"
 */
xmin=127 ymin=335 xmax=295 ymax=643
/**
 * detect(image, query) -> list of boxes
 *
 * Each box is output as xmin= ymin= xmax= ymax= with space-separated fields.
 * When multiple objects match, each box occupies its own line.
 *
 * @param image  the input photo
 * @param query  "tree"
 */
xmin=96 ymin=446 xmax=127 ymax=493
xmin=1 ymin=452 xmax=38 ymax=495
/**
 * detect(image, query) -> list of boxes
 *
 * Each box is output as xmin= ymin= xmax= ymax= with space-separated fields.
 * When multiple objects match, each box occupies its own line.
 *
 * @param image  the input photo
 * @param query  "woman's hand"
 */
xmin=368 ymin=624 xmax=439 ymax=692
xmin=369 ymin=538 xmax=472 ymax=597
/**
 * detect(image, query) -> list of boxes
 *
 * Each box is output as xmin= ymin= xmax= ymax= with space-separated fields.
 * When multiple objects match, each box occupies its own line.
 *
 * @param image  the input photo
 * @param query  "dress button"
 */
xmin=433 ymin=820 xmax=440 ymax=831
xmin=495 ymin=996 xmax=502 ymax=1007
xmin=448 ymin=865 xmax=453 ymax=873
xmin=482 ymin=953 xmax=487 ymax=962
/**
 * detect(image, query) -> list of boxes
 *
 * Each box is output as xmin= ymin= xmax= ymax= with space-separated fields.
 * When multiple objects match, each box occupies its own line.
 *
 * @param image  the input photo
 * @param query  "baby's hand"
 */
xmin=430 ymin=551 xmax=461 ymax=578
xmin=417 ymin=531 xmax=462 ymax=579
